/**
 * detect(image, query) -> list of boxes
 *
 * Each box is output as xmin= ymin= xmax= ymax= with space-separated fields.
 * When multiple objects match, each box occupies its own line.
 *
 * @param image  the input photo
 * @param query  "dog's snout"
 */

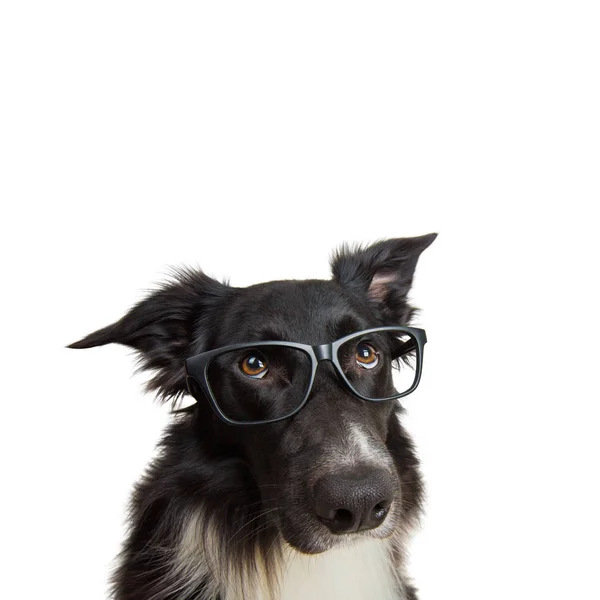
xmin=312 ymin=467 xmax=394 ymax=534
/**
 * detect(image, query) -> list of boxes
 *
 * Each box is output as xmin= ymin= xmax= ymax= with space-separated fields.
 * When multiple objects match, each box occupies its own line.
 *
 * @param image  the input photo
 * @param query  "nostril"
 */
xmin=317 ymin=507 xmax=358 ymax=534
xmin=315 ymin=503 xmax=355 ymax=525
xmin=372 ymin=502 xmax=388 ymax=521
xmin=331 ymin=508 xmax=353 ymax=529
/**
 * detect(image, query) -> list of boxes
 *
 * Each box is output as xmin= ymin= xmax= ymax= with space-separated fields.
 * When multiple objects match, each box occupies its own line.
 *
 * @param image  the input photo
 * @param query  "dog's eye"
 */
xmin=240 ymin=353 xmax=269 ymax=379
xmin=356 ymin=342 xmax=379 ymax=369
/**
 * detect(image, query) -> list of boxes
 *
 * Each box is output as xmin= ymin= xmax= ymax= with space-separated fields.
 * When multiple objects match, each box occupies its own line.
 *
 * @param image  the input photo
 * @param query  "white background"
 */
xmin=1 ymin=2 xmax=599 ymax=599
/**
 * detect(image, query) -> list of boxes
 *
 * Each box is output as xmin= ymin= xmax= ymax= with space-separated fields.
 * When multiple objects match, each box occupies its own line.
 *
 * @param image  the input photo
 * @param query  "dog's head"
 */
xmin=70 ymin=235 xmax=435 ymax=554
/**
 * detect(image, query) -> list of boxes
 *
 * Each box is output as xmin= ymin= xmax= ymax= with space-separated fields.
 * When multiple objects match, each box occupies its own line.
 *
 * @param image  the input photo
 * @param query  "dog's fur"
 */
xmin=70 ymin=235 xmax=436 ymax=600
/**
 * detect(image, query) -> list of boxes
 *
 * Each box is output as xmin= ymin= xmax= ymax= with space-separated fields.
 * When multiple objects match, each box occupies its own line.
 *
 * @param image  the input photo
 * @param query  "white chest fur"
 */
xmin=253 ymin=539 xmax=400 ymax=600
xmin=179 ymin=511 xmax=403 ymax=600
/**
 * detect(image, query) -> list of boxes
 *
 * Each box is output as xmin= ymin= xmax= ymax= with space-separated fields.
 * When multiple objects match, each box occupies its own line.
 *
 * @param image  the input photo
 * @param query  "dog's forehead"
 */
xmin=224 ymin=279 xmax=371 ymax=344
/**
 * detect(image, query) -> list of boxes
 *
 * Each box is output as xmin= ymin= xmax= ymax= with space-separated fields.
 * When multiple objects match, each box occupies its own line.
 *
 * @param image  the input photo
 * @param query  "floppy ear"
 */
xmin=68 ymin=269 xmax=231 ymax=402
xmin=331 ymin=233 xmax=437 ymax=323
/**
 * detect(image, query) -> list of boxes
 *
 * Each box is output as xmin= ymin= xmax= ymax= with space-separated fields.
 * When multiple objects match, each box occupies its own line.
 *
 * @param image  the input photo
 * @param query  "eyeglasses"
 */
xmin=185 ymin=326 xmax=427 ymax=426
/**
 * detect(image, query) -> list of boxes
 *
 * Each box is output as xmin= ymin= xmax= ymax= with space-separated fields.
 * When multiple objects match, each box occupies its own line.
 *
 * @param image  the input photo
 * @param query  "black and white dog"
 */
xmin=70 ymin=235 xmax=436 ymax=600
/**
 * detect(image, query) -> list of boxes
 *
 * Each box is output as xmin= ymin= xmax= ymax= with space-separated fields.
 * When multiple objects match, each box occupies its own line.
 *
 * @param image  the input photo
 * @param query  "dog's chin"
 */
xmin=280 ymin=502 xmax=403 ymax=556
xmin=279 ymin=513 xmax=396 ymax=556
xmin=278 ymin=513 xmax=337 ymax=555
xmin=284 ymin=536 xmax=332 ymax=555
xmin=283 ymin=528 xmax=396 ymax=556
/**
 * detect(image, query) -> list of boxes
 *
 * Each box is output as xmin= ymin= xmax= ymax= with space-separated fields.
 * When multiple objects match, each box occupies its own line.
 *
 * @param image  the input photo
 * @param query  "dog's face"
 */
xmin=70 ymin=235 xmax=435 ymax=555
xmin=208 ymin=279 xmax=408 ymax=554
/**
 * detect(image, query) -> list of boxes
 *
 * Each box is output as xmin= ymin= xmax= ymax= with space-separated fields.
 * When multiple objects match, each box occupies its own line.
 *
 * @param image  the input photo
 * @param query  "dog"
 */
xmin=69 ymin=234 xmax=436 ymax=600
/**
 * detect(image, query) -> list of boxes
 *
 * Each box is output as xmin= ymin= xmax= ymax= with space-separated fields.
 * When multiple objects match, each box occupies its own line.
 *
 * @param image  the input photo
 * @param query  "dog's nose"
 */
xmin=312 ymin=467 xmax=394 ymax=534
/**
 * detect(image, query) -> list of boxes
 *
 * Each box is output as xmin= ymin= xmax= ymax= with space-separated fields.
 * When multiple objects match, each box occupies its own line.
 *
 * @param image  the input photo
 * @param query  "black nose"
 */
xmin=312 ymin=467 xmax=394 ymax=534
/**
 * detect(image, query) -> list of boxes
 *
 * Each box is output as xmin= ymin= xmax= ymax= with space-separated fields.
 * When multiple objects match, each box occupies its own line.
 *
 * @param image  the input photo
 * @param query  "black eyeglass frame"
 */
xmin=185 ymin=326 xmax=427 ymax=426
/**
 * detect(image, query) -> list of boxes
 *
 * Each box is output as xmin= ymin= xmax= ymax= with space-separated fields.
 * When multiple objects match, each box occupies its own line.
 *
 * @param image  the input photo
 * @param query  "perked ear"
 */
xmin=68 ymin=269 xmax=231 ymax=402
xmin=331 ymin=233 xmax=437 ymax=323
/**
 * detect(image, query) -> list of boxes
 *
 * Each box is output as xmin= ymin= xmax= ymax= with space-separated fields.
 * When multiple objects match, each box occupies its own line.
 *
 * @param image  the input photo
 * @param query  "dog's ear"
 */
xmin=331 ymin=234 xmax=437 ymax=323
xmin=68 ymin=269 xmax=231 ymax=401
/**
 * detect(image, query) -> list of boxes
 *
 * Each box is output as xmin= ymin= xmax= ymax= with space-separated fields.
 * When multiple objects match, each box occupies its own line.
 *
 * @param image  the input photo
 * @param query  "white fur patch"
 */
xmin=346 ymin=424 xmax=389 ymax=465
xmin=174 ymin=498 xmax=407 ymax=599
xmin=252 ymin=539 xmax=400 ymax=600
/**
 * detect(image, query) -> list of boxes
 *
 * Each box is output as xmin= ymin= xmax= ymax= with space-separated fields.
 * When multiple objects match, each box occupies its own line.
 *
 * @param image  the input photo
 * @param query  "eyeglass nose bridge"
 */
xmin=313 ymin=343 xmax=333 ymax=362
xmin=310 ymin=343 xmax=349 ymax=394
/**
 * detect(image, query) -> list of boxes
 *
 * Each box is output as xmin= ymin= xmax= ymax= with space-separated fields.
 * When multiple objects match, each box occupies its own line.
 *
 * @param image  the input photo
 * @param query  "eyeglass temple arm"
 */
xmin=391 ymin=338 xmax=417 ymax=360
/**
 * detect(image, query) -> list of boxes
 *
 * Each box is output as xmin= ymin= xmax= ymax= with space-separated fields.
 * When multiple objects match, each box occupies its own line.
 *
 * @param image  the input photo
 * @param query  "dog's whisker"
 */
xmin=233 ymin=522 xmax=277 ymax=549
xmin=227 ymin=508 xmax=280 ymax=544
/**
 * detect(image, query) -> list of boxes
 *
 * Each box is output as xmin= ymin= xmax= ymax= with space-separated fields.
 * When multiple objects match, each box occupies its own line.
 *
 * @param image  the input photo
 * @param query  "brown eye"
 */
xmin=240 ymin=353 xmax=269 ymax=379
xmin=356 ymin=342 xmax=379 ymax=369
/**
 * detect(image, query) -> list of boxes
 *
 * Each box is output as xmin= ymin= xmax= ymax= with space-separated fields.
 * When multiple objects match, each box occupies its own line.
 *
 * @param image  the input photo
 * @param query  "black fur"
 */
xmin=70 ymin=235 xmax=436 ymax=599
